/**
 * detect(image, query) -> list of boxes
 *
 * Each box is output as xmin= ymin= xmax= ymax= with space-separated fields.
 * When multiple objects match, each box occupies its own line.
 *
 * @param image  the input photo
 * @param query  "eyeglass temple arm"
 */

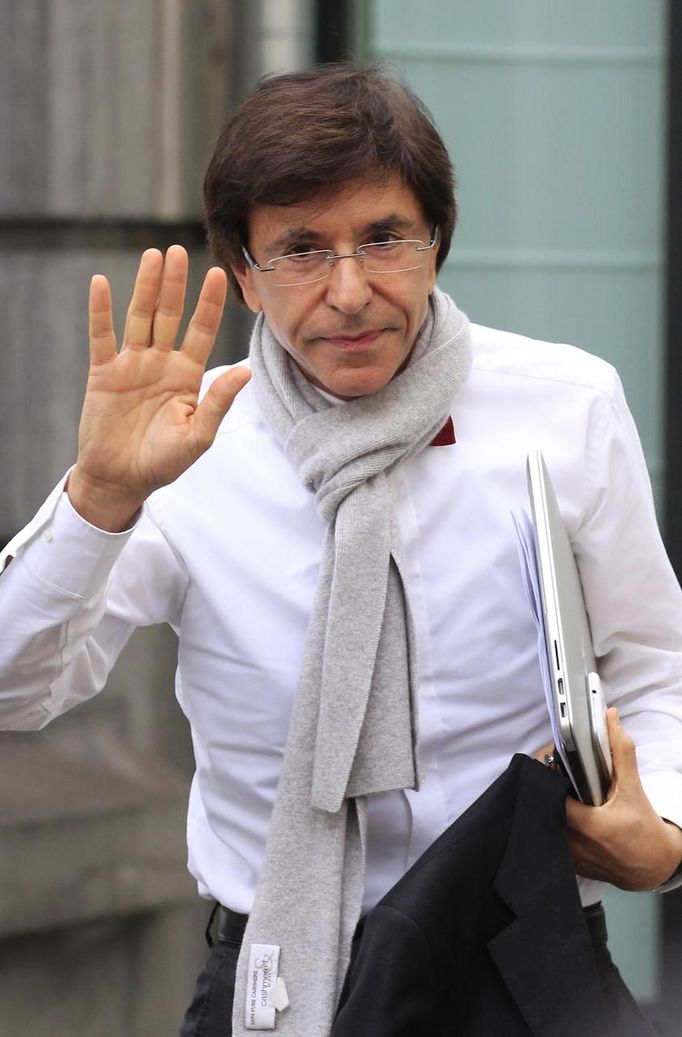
xmin=241 ymin=244 xmax=273 ymax=273
xmin=416 ymin=226 xmax=439 ymax=252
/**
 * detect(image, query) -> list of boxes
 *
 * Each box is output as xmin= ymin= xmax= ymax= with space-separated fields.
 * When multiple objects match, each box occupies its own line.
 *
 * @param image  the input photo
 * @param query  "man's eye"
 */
xmin=370 ymin=233 xmax=402 ymax=246
xmin=286 ymin=244 xmax=318 ymax=256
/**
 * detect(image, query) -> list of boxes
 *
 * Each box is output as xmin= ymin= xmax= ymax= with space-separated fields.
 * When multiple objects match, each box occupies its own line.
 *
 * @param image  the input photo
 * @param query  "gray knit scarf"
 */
xmin=231 ymin=288 xmax=472 ymax=1036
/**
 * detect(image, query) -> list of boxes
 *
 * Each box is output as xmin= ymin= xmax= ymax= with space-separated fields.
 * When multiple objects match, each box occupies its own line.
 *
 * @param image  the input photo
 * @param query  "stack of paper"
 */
xmin=512 ymin=508 xmax=577 ymax=789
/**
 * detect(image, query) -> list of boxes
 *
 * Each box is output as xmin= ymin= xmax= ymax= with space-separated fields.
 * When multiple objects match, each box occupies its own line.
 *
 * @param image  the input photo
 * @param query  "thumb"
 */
xmin=605 ymin=707 xmax=642 ymax=801
xmin=194 ymin=366 xmax=252 ymax=448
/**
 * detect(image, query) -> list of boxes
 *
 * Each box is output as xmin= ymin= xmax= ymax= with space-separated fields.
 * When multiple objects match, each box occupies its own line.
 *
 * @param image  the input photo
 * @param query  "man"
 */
xmin=1 ymin=65 xmax=681 ymax=1036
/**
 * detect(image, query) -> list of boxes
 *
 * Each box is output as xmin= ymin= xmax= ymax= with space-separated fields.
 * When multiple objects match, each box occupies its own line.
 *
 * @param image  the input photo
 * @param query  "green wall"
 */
xmin=359 ymin=0 xmax=666 ymax=1006
xmin=360 ymin=0 xmax=666 ymax=507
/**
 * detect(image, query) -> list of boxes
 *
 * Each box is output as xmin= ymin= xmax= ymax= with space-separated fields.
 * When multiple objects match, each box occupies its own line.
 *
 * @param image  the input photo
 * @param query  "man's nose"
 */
xmin=324 ymin=255 xmax=373 ymax=313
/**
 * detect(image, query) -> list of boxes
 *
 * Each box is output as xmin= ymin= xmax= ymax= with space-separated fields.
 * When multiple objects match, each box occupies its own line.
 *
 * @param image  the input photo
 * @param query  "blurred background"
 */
xmin=0 ymin=1 xmax=680 ymax=1034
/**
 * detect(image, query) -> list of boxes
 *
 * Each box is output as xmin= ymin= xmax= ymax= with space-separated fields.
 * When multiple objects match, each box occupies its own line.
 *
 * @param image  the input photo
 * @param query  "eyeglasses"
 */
xmin=241 ymin=229 xmax=438 ymax=287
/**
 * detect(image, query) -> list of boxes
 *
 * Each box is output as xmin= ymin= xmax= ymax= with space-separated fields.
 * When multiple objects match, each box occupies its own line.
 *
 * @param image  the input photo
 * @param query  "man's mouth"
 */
xmin=319 ymin=329 xmax=384 ymax=348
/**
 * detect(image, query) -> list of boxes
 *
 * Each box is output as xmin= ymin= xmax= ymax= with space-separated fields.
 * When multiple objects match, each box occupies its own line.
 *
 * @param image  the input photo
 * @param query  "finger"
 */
xmin=193 ymin=367 xmax=251 ymax=449
xmin=181 ymin=267 xmax=228 ymax=365
xmin=151 ymin=244 xmax=189 ymax=351
xmin=532 ymin=741 xmax=555 ymax=763
xmin=565 ymin=794 xmax=592 ymax=831
xmin=89 ymin=275 xmax=117 ymax=364
xmin=606 ymin=707 xmax=642 ymax=798
xmin=122 ymin=249 xmax=164 ymax=350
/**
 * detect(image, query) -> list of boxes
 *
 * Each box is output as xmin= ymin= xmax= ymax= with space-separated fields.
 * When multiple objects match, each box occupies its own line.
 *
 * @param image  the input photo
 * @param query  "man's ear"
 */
xmin=233 ymin=266 xmax=263 ymax=314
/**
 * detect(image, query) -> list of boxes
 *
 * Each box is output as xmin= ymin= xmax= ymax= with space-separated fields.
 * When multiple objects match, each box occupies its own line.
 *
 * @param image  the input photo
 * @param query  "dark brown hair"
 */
xmin=204 ymin=63 xmax=457 ymax=303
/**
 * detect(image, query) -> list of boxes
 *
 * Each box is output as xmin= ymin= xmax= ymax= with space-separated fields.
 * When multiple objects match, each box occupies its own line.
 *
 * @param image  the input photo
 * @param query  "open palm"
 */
xmin=69 ymin=246 xmax=250 ymax=530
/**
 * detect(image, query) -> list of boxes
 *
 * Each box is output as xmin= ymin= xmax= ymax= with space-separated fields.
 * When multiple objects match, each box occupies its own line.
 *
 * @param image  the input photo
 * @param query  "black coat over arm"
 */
xmin=333 ymin=755 xmax=612 ymax=1037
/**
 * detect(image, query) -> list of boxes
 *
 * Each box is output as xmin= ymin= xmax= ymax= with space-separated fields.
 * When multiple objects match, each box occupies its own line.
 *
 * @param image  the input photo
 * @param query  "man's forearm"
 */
xmin=0 ymin=482 xmax=134 ymax=729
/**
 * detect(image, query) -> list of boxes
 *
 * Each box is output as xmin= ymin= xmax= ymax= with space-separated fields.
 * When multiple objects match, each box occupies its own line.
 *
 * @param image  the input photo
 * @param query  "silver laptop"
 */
xmin=526 ymin=450 xmax=612 ymax=805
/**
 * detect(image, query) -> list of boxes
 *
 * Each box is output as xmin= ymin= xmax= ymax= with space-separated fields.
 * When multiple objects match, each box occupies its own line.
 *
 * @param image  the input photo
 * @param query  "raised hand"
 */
xmin=68 ymin=246 xmax=250 ymax=531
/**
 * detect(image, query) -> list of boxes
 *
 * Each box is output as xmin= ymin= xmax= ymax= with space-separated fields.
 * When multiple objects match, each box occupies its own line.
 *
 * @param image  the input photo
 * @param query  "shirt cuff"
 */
xmin=641 ymin=769 xmax=682 ymax=892
xmin=6 ymin=480 xmax=139 ymax=601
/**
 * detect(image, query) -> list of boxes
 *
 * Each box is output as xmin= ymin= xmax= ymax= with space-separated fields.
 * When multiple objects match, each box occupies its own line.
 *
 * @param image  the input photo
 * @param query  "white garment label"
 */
xmin=270 ymin=977 xmax=289 ymax=1013
xmin=245 ymin=943 xmax=281 ymax=1030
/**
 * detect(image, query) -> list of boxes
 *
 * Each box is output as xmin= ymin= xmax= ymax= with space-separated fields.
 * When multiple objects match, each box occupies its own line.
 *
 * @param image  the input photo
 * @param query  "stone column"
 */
xmin=0 ymin=3 xmax=234 ymax=1033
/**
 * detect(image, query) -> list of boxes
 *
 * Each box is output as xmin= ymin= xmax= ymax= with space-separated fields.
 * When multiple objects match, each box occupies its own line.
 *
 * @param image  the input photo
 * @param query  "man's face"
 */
xmin=235 ymin=176 xmax=438 ymax=399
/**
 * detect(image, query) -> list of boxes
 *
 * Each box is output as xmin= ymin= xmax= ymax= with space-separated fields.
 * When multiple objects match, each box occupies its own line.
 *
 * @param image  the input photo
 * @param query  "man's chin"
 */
xmin=291 ymin=351 xmax=408 ymax=400
xmin=315 ymin=371 xmax=397 ymax=400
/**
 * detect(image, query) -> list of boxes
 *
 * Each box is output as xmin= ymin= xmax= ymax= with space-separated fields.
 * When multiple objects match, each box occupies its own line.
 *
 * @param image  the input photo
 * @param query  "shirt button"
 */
xmin=43 ymin=530 xmax=54 ymax=543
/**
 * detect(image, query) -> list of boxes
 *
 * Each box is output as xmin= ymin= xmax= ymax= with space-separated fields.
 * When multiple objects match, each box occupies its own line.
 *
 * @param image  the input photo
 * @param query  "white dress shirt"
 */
xmin=1 ymin=320 xmax=682 ymax=912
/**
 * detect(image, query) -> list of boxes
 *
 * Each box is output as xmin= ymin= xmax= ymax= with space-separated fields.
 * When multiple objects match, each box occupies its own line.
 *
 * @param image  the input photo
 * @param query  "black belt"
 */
xmin=207 ymin=901 xmax=606 ymax=948
xmin=583 ymin=901 xmax=608 ymax=943
xmin=217 ymin=904 xmax=249 ymax=944
xmin=206 ymin=903 xmax=249 ymax=947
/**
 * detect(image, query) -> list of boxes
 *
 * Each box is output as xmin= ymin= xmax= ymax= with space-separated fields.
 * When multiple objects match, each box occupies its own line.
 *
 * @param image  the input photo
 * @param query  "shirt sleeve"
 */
xmin=574 ymin=373 xmax=682 ymax=883
xmin=0 ymin=475 xmax=187 ymax=730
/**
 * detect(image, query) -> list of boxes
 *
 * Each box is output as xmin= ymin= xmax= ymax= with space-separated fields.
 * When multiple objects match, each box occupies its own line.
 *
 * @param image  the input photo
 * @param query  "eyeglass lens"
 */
xmin=272 ymin=240 xmax=428 ymax=286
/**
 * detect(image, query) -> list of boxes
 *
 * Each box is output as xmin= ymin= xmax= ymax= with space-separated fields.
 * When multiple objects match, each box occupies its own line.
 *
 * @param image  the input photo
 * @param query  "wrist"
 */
xmin=66 ymin=468 xmax=144 ymax=533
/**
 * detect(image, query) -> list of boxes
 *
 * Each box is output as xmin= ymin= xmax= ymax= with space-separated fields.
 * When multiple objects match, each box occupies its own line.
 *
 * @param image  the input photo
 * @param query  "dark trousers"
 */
xmin=180 ymin=940 xmax=240 ymax=1037
xmin=179 ymin=904 xmax=659 ymax=1037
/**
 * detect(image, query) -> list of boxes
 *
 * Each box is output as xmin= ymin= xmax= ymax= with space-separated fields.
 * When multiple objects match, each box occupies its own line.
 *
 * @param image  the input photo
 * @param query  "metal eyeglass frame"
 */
xmin=241 ymin=227 xmax=439 ymax=286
